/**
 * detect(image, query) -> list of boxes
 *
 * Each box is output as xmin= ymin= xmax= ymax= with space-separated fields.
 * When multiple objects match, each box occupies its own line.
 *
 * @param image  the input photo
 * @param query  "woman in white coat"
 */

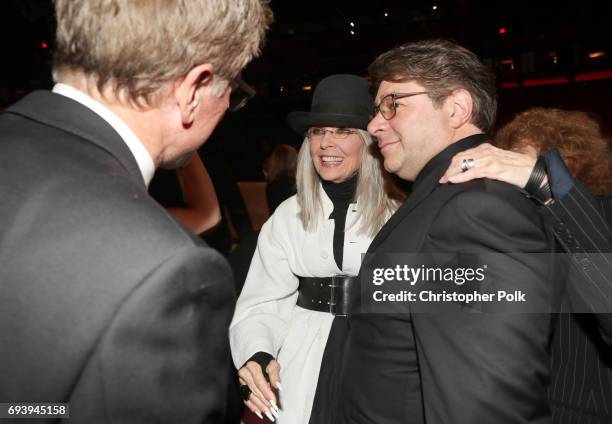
xmin=229 ymin=74 xmax=401 ymax=423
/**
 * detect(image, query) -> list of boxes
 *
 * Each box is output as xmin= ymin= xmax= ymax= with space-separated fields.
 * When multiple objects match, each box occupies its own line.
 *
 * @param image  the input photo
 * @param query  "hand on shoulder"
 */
xmin=440 ymin=143 xmax=536 ymax=189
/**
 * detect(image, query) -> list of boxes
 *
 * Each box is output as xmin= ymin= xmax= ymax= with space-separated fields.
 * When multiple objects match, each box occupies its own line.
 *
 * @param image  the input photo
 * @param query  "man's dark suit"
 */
xmin=0 ymin=91 xmax=235 ymax=423
xmin=542 ymin=169 xmax=612 ymax=424
xmin=341 ymin=134 xmax=559 ymax=424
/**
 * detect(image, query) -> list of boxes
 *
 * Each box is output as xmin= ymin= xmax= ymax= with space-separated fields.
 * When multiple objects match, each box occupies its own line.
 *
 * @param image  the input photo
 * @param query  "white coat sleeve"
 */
xmin=229 ymin=205 xmax=300 ymax=369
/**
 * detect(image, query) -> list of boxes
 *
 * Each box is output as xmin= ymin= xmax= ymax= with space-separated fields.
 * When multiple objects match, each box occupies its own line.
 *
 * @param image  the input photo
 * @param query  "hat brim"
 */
xmin=287 ymin=111 xmax=370 ymax=136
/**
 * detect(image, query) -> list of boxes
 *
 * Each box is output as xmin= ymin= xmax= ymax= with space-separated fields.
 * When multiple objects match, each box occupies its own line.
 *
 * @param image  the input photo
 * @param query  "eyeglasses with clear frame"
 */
xmin=229 ymin=76 xmax=256 ymax=112
xmin=373 ymin=91 xmax=430 ymax=120
xmin=306 ymin=127 xmax=358 ymax=141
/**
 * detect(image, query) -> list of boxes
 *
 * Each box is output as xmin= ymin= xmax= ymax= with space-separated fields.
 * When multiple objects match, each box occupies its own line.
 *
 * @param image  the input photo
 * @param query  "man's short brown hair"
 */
xmin=53 ymin=0 xmax=273 ymax=106
xmin=368 ymin=39 xmax=497 ymax=133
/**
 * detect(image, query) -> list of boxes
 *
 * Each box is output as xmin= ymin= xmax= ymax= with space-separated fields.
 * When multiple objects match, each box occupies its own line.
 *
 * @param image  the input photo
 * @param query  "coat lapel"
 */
xmin=6 ymin=90 xmax=146 ymax=188
xmin=368 ymin=134 xmax=490 ymax=252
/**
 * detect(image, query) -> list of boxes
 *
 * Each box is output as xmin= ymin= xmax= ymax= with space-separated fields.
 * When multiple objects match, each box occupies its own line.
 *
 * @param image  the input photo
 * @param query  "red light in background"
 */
xmin=523 ymin=76 xmax=569 ymax=87
xmin=498 ymin=27 xmax=507 ymax=35
xmin=501 ymin=82 xmax=519 ymax=89
xmin=41 ymin=41 xmax=48 ymax=49
xmin=575 ymin=70 xmax=612 ymax=82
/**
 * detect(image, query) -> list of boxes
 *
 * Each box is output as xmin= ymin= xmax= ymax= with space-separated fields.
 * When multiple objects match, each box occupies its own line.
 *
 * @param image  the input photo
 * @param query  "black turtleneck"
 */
xmin=322 ymin=175 xmax=358 ymax=270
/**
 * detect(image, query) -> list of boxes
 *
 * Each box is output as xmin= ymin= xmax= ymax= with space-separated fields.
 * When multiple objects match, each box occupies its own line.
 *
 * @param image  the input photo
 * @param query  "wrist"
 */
xmin=525 ymin=156 xmax=553 ymax=204
xmin=246 ymin=351 xmax=275 ymax=376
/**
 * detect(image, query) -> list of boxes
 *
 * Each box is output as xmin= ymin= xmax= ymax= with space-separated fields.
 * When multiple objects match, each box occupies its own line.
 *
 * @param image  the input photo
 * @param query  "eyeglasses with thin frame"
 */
xmin=306 ymin=127 xmax=358 ymax=141
xmin=229 ymin=76 xmax=256 ymax=112
xmin=373 ymin=91 xmax=430 ymax=120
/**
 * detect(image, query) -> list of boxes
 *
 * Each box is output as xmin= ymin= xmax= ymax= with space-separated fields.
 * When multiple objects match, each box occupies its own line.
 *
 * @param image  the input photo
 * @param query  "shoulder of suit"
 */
xmin=438 ymin=178 xmax=529 ymax=201
xmin=63 ymin=176 xmax=206 ymax=254
xmin=437 ymin=178 xmax=541 ymax=219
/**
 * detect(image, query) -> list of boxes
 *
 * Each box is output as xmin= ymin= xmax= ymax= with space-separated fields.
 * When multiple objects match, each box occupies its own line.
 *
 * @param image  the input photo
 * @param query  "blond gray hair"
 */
xmin=296 ymin=130 xmax=399 ymax=237
xmin=53 ymin=0 xmax=272 ymax=106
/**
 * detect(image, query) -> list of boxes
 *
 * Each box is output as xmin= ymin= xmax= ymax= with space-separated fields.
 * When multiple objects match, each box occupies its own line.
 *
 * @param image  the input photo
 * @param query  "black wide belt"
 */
xmin=296 ymin=275 xmax=357 ymax=316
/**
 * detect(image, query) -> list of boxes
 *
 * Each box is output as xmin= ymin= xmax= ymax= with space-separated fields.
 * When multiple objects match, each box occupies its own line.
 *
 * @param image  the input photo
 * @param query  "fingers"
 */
xmin=441 ymin=151 xmax=493 ymax=184
xmin=249 ymin=361 xmax=278 ymax=404
xmin=445 ymin=167 xmax=483 ymax=184
xmin=441 ymin=142 xmax=531 ymax=186
xmin=447 ymin=155 xmax=500 ymax=182
xmin=244 ymin=399 xmax=265 ymax=420
xmin=445 ymin=158 xmax=534 ymax=189
xmin=453 ymin=142 xmax=496 ymax=163
xmin=238 ymin=361 xmax=281 ymax=421
xmin=249 ymin=398 xmax=278 ymax=422
xmin=439 ymin=148 xmax=474 ymax=183
xmin=241 ymin=382 xmax=279 ymax=422
xmin=238 ymin=363 xmax=272 ymax=406
xmin=241 ymin=385 xmax=279 ymax=422
xmin=267 ymin=360 xmax=282 ymax=390
xmin=441 ymin=141 xmax=539 ymax=188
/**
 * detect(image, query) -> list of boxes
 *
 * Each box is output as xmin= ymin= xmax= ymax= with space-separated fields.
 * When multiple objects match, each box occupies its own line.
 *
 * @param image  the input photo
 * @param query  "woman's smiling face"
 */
xmin=308 ymin=127 xmax=364 ymax=183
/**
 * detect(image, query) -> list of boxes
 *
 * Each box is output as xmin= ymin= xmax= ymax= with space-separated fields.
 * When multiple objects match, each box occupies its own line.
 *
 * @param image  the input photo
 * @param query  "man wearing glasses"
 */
xmin=0 ymin=1 xmax=270 ymax=423
xmin=339 ymin=39 xmax=559 ymax=424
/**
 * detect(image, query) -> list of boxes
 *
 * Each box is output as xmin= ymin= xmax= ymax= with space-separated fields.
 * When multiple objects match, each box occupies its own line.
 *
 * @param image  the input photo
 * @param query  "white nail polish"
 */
xmin=264 ymin=411 xmax=275 ymax=422
xmin=270 ymin=407 xmax=279 ymax=418
xmin=255 ymin=411 xmax=263 ymax=420
xmin=269 ymin=399 xmax=280 ymax=412
xmin=275 ymin=382 xmax=283 ymax=391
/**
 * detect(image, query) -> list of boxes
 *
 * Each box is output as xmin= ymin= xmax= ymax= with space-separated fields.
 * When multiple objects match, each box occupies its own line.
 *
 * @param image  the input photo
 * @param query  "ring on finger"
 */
xmin=461 ymin=158 xmax=476 ymax=172
xmin=239 ymin=384 xmax=252 ymax=401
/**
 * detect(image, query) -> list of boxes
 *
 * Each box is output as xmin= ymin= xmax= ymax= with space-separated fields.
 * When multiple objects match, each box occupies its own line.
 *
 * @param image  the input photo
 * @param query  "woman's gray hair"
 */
xmin=296 ymin=129 xmax=399 ymax=236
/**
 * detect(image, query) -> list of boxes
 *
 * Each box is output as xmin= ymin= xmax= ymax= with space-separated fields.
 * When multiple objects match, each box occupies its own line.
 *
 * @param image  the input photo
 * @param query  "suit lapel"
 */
xmin=368 ymin=134 xmax=490 ymax=252
xmin=7 ymin=91 xmax=146 ymax=188
xmin=368 ymin=175 xmax=439 ymax=252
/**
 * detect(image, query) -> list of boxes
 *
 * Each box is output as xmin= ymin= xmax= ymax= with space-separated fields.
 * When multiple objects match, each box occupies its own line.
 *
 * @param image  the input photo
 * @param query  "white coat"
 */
xmin=229 ymin=190 xmax=374 ymax=424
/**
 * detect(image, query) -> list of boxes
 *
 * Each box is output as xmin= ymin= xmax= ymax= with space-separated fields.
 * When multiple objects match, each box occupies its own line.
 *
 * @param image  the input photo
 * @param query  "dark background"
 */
xmin=1 ymin=0 xmax=611 ymax=180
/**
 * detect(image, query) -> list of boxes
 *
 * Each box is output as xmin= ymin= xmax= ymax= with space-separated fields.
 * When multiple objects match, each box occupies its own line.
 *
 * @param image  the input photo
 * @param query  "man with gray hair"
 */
xmin=0 ymin=1 xmax=271 ymax=423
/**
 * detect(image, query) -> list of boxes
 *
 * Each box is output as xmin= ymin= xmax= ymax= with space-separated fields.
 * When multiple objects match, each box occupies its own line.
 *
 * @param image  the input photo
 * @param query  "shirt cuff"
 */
xmin=543 ymin=149 xmax=575 ymax=201
xmin=245 ymin=351 xmax=275 ymax=372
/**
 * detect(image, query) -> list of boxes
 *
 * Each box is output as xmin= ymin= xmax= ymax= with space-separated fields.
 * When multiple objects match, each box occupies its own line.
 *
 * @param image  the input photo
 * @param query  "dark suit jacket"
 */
xmin=543 ymin=174 xmax=612 ymax=423
xmin=0 ymin=91 xmax=235 ymax=423
xmin=341 ymin=134 xmax=559 ymax=424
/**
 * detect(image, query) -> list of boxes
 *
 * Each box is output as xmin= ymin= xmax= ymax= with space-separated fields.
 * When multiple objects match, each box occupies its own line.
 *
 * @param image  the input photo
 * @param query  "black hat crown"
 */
xmin=287 ymin=74 xmax=373 ymax=135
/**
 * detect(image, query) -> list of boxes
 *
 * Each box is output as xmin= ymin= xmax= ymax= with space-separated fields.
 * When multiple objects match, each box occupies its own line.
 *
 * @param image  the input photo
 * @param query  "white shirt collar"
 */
xmin=52 ymin=83 xmax=155 ymax=186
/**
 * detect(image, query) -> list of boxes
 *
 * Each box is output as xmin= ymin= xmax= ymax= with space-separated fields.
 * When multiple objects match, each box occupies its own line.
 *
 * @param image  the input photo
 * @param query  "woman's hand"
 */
xmin=440 ymin=143 xmax=537 ymax=188
xmin=238 ymin=359 xmax=282 ymax=421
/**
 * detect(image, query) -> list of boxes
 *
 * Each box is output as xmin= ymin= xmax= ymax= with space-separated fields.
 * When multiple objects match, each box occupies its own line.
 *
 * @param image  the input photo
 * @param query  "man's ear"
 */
xmin=448 ymin=89 xmax=473 ymax=129
xmin=175 ymin=63 xmax=214 ymax=126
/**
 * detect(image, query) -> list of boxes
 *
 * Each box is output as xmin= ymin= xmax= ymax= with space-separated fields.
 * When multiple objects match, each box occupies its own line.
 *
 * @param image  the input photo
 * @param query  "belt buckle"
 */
xmin=330 ymin=274 xmax=348 ymax=317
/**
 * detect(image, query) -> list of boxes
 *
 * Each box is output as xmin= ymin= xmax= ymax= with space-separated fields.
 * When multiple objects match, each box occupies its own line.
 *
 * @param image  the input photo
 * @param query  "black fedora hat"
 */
xmin=287 ymin=74 xmax=373 ymax=135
